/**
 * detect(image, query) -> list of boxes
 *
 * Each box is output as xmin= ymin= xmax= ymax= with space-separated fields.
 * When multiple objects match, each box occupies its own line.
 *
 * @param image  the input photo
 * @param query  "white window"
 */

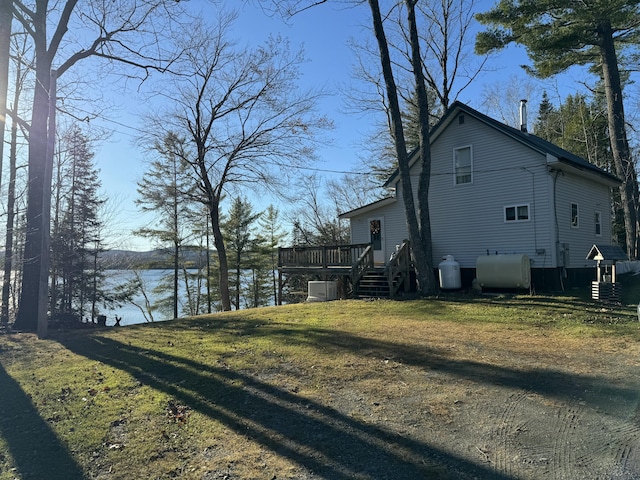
xmin=454 ymin=146 xmax=472 ymax=185
xmin=571 ymin=203 xmax=579 ymax=228
xmin=505 ymin=204 xmax=530 ymax=222
xmin=595 ymin=211 xmax=602 ymax=236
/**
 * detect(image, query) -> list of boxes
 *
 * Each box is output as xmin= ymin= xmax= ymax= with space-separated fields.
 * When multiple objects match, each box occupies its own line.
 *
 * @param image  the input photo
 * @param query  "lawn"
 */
xmin=1 ymin=288 xmax=639 ymax=479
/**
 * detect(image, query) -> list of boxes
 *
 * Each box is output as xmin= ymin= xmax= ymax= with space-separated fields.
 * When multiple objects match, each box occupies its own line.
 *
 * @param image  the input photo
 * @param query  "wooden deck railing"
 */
xmin=278 ymin=243 xmax=372 ymax=269
xmin=350 ymin=245 xmax=374 ymax=286
xmin=278 ymin=241 xmax=412 ymax=300
xmin=385 ymin=240 xmax=411 ymax=298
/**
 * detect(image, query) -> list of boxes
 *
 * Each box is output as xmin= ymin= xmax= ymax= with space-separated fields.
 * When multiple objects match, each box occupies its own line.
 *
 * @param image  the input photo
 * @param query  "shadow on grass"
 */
xmin=57 ymin=333 xmax=514 ymax=480
xmin=0 ymin=362 xmax=87 ymax=480
xmin=161 ymin=314 xmax=639 ymax=416
xmin=293 ymin=326 xmax=640 ymax=414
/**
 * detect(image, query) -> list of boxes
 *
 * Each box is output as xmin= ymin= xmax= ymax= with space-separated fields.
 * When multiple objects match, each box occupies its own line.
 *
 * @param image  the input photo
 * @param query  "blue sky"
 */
xmin=92 ymin=0 xmax=594 ymax=251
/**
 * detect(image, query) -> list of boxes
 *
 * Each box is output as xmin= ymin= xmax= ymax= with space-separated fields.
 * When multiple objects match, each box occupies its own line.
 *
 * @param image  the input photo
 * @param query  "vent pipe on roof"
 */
xmin=520 ymin=99 xmax=528 ymax=133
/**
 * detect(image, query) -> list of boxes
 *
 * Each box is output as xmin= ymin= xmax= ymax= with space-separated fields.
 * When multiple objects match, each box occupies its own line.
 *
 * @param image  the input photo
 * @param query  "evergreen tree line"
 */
xmin=0 ymin=3 xmax=327 ymax=331
xmin=533 ymin=88 xmax=627 ymax=247
xmin=0 ymin=120 xmax=122 ymax=327
xmin=134 ymin=135 xmax=291 ymax=316
xmin=0 ymin=120 xmax=296 ymax=325
xmin=3 ymin=1 xmax=640 ymax=330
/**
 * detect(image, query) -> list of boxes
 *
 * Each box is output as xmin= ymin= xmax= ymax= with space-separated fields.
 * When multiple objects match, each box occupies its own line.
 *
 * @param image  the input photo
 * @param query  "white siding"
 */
xmin=349 ymin=108 xmax=615 ymax=272
xmin=349 ymin=198 xmax=408 ymax=261
xmin=553 ymin=173 xmax=613 ymax=268
xmin=425 ymin=114 xmax=555 ymax=268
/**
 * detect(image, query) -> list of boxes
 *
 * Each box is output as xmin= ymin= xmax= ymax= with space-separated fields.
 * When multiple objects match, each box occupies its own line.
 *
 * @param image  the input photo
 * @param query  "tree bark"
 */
xmin=597 ymin=21 xmax=638 ymax=259
xmin=406 ymin=0 xmax=437 ymax=295
xmin=1 ymin=56 xmax=21 ymax=326
xmin=367 ymin=0 xmax=437 ymax=296
xmin=197 ymin=160 xmax=231 ymax=311
xmin=209 ymin=200 xmax=231 ymax=311
xmin=0 ymin=0 xmax=11 ymax=187
xmin=14 ymin=1 xmax=52 ymax=331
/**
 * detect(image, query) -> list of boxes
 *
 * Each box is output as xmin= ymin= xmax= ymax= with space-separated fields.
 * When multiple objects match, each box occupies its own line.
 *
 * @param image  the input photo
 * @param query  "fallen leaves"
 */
xmin=166 ymin=400 xmax=190 ymax=423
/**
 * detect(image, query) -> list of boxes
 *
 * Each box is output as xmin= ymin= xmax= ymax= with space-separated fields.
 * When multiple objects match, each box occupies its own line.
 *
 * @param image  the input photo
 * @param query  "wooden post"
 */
xmin=612 ymin=263 xmax=616 ymax=283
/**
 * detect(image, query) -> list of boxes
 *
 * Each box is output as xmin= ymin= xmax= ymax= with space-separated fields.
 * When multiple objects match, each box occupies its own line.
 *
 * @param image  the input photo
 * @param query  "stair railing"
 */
xmin=350 ymin=244 xmax=374 ymax=289
xmin=385 ymin=240 xmax=411 ymax=298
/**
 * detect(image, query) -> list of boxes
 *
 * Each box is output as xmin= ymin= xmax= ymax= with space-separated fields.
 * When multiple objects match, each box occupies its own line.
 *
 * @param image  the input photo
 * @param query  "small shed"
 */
xmin=586 ymin=244 xmax=627 ymax=302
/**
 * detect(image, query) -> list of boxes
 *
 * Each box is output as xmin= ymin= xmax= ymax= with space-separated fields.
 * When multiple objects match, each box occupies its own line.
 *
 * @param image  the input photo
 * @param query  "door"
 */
xmin=368 ymin=217 xmax=385 ymax=265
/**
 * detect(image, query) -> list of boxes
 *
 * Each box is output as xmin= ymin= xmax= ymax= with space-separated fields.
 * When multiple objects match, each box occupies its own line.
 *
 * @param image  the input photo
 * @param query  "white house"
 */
xmin=339 ymin=102 xmax=621 ymax=290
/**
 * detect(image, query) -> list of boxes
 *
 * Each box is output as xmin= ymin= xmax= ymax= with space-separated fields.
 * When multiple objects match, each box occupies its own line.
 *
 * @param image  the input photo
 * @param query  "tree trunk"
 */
xmin=173 ymin=240 xmax=179 ymax=319
xmin=367 ymin=0 xmax=436 ymax=296
xmin=14 ymin=35 xmax=52 ymax=332
xmin=209 ymin=200 xmax=231 ymax=311
xmin=598 ymin=21 xmax=638 ymax=259
xmin=206 ymin=213 xmax=212 ymax=314
xmin=0 ymin=0 xmax=11 ymax=186
xmin=1 ymin=60 xmax=20 ymax=325
xmin=406 ymin=0 xmax=438 ymax=295
xmin=235 ymin=251 xmax=241 ymax=310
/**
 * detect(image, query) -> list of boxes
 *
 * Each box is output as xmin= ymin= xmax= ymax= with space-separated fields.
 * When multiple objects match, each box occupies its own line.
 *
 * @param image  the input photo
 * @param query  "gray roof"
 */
xmin=586 ymin=244 xmax=628 ymax=261
xmin=338 ymin=196 xmax=396 ymax=219
xmin=385 ymin=101 xmax=621 ymax=188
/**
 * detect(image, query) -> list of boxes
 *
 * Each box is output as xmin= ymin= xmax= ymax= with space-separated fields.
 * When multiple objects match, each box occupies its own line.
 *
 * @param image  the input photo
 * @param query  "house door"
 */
xmin=368 ymin=217 xmax=385 ymax=265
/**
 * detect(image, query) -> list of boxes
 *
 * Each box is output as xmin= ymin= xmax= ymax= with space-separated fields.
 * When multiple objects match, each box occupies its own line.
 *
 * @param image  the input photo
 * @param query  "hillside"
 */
xmin=98 ymin=247 xmax=213 ymax=270
xmin=0 ymin=296 xmax=639 ymax=479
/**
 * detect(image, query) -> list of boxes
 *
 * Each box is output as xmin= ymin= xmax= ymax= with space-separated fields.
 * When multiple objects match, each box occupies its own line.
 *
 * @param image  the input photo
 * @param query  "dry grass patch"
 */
xmin=1 ymin=296 xmax=639 ymax=479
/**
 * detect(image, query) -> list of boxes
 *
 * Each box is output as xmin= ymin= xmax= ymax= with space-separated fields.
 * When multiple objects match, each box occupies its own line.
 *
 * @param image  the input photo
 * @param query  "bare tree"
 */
xmin=1 ymin=34 xmax=30 ymax=327
xmin=365 ymin=0 xmax=438 ymax=295
xmin=144 ymin=13 xmax=328 ymax=311
xmin=480 ymin=74 xmax=540 ymax=127
xmin=11 ymin=0 xmax=186 ymax=334
xmin=289 ymin=174 xmax=350 ymax=245
xmin=0 ymin=0 xmax=11 ymax=187
xmin=415 ymin=0 xmax=487 ymax=110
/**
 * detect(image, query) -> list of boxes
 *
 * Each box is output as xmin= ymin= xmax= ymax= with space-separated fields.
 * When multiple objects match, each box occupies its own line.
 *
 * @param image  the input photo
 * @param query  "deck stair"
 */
xmin=354 ymin=269 xmax=389 ymax=298
xmin=277 ymin=241 xmax=412 ymax=303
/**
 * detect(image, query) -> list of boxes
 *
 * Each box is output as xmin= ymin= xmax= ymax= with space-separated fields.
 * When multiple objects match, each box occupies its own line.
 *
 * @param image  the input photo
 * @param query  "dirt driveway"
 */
xmin=278 ymin=317 xmax=640 ymax=479
xmin=2 ymin=301 xmax=639 ymax=480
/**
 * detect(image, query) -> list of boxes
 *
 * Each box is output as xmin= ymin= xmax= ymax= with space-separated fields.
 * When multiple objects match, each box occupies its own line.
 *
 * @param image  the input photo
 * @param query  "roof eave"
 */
xmin=338 ymin=196 xmax=397 ymax=219
xmin=548 ymin=155 xmax=622 ymax=187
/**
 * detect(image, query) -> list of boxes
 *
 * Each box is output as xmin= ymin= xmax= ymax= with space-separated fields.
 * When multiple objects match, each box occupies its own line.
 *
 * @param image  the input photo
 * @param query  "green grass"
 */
xmin=0 ymin=288 xmax=639 ymax=479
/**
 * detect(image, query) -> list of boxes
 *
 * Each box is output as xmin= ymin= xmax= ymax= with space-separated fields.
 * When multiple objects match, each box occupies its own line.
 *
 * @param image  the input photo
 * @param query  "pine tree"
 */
xmin=221 ymin=197 xmax=262 ymax=310
xmin=50 ymin=125 xmax=106 ymax=324
xmin=258 ymin=205 xmax=287 ymax=306
xmin=533 ymin=91 xmax=558 ymax=142
xmin=476 ymin=0 xmax=640 ymax=257
xmin=136 ymin=132 xmax=196 ymax=319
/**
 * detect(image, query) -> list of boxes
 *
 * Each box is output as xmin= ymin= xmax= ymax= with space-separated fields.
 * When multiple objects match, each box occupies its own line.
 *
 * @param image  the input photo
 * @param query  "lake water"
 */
xmin=103 ymin=269 xmax=202 ymax=327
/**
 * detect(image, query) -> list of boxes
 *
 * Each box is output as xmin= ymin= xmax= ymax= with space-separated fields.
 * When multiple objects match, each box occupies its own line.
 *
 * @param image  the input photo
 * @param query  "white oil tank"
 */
xmin=476 ymin=254 xmax=531 ymax=289
xmin=438 ymin=255 xmax=461 ymax=290
xmin=306 ymin=281 xmax=338 ymax=302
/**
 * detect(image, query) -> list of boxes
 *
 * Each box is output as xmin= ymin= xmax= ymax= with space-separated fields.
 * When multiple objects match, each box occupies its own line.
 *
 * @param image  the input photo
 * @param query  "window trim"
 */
xmin=453 ymin=145 xmax=473 ymax=185
xmin=571 ymin=203 xmax=579 ymax=229
xmin=504 ymin=204 xmax=530 ymax=223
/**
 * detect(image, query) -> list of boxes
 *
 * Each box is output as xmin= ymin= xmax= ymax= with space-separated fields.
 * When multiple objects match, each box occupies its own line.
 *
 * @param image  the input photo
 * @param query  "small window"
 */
xmin=571 ymin=203 xmax=579 ymax=228
xmin=454 ymin=146 xmax=472 ymax=185
xmin=595 ymin=211 xmax=602 ymax=236
xmin=505 ymin=204 xmax=529 ymax=222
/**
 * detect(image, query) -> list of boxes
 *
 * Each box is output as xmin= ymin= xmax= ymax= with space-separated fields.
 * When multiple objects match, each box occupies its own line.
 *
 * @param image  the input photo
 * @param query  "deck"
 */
xmin=277 ymin=241 xmax=413 ymax=303
xmin=278 ymin=243 xmax=372 ymax=276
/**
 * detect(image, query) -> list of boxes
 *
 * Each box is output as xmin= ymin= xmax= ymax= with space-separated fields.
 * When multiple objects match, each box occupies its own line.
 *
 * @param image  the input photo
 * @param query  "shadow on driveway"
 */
xmin=57 ymin=333 xmax=514 ymax=480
